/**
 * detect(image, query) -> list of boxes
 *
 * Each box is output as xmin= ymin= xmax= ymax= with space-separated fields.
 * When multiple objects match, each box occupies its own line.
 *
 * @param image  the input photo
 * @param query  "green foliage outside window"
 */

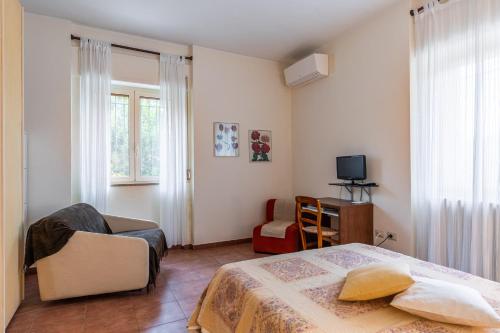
xmin=110 ymin=91 xmax=161 ymax=182
xmin=110 ymin=95 xmax=130 ymax=178
xmin=140 ymin=98 xmax=160 ymax=178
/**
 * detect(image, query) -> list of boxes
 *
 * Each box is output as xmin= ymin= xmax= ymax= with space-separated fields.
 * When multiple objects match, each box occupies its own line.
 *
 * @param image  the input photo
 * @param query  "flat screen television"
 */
xmin=336 ymin=155 xmax=366 ymax=182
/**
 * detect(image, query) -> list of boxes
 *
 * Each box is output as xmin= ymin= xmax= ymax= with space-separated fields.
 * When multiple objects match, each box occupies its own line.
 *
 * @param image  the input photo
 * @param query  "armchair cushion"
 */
xmin=260 ymin=220 xmax=295 ymax=238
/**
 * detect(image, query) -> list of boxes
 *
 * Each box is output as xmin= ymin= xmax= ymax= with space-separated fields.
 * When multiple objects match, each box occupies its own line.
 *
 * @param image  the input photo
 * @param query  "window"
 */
xmin=110 ymin=86 xmax=160 ymax=184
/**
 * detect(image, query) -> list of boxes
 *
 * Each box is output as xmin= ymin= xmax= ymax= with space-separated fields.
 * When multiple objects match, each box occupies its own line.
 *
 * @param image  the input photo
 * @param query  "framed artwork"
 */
xmin=249 ymin=130 xmax=272 ymax=162
xmin=214 ymin=122 xmax=240 ymax=157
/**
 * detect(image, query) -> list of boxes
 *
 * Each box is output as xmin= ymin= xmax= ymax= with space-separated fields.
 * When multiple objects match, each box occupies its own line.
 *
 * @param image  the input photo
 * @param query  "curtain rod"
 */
xmin=70 ymin=34 xmax=193 ymax=61
xmin=410 ymin=0 xmax=446 ymax=17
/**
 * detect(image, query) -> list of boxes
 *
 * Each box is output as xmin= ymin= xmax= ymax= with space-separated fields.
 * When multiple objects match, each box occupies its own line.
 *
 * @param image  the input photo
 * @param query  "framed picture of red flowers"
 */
xmin=214 ymin=122 xmax=240 ymax=157
xmin=249 ymin=130 xmax=272 ymax=162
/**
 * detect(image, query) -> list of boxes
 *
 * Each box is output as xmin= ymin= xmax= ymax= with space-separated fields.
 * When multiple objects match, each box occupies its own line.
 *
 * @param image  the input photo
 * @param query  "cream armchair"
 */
xmin=35 ymin=214 xmax=161 ymax=301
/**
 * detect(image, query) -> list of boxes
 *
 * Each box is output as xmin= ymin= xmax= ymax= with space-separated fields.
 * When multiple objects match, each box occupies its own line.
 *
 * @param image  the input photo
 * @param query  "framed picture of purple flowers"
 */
xmin=213 ymin=122 xmax=240 ymax=157
xmin=249 ymin=130 xmax=272 ymax=162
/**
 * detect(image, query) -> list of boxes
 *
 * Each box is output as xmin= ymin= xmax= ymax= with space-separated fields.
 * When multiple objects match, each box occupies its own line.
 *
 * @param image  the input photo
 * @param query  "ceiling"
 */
xmin=21 ymin=0 xmax=401 ymax=62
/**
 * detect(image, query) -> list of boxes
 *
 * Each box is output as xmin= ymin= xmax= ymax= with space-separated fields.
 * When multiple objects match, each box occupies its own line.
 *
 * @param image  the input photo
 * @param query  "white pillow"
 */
xmin=391 ymin=277 xmax=500 ymax=328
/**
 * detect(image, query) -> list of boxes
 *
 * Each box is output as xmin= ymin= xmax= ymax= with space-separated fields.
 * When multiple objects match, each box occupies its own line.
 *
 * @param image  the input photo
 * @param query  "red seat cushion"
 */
xmin=252 ymin=222 xmax=299 ymax=254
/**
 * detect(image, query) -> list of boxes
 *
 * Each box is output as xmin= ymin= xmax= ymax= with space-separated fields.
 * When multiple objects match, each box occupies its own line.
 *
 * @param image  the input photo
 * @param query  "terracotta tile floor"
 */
xmin=7 ymin=242 xmax=270 ymax=333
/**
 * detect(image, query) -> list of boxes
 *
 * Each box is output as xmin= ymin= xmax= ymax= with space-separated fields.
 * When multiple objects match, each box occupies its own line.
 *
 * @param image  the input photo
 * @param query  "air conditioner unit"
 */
xmin=284 ymin=53 xmax=329 ymax=87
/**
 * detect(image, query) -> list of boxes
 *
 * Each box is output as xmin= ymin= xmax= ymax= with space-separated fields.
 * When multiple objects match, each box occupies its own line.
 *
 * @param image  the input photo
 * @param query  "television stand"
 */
xmin=318 ymin=197 xmax=373 ymax=245
xmin=328 ymin=182 xmax=379 ymax=202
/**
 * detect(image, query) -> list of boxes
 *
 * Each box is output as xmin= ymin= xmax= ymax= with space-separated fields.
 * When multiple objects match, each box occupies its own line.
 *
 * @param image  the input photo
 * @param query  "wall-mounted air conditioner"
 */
xmin=284 ymin=53 xmax=329 ymax=87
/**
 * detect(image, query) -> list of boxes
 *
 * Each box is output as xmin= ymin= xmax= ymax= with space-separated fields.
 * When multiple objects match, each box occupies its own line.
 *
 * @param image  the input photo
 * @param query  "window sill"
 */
xmin=111 ymin=182 xmax=159 ymax=187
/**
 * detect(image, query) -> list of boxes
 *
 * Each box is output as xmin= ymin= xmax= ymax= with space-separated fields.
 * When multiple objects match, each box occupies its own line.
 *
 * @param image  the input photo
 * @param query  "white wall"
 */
xmin=24 ymin=13 xmax=72 ymax=223
xmin=192 ymin=46 xmax=293 ymax=245
xmin=291 ymin=0 xmax=412 ymax=254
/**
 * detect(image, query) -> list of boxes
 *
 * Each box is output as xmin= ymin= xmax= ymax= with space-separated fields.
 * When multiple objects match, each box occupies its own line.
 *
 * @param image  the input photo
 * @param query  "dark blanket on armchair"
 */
xmin=24 ymin=203 xmax=112 ymax=269
xmin=115 ymin=229 xmax=167 ymax=286
xmin=24 ymin=203 xmax=167 ymax=286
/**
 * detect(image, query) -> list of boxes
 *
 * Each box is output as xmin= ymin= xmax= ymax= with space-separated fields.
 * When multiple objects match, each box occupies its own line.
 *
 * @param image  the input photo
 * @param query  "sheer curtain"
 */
xmin=159 ymin=54 xmax=191 ymax=246
xmin=79 ymin=38 xmax=111 ymax=212
xmin=412 ymin=0 xmax=500 ymax=280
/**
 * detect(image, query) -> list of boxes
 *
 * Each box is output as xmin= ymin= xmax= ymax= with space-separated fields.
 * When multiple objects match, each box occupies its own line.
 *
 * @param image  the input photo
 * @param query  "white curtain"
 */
xmin=79 ymin=38 xmax=111 ymax=212
xmin=159 ymin=54 xmax=191 ymax=246
xmin=412 ymin=0 xmax=500 ymax=280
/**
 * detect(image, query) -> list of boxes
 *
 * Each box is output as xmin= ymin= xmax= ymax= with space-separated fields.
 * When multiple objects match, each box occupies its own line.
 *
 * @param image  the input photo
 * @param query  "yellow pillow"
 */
xmin=338 ymin=263 xmax=415 ymax=301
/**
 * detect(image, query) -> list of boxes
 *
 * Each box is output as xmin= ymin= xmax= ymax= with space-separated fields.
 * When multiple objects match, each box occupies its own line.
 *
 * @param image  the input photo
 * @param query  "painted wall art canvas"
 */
xmin=249 ymin=130 xmax=272 ymax=162
xmin=214 ymin=122 xmax=240 ymax=157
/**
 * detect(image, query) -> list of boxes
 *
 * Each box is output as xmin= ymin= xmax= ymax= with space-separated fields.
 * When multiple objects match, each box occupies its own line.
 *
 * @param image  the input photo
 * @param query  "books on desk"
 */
xmin=304 ymin=205 xmax=339 ymax=217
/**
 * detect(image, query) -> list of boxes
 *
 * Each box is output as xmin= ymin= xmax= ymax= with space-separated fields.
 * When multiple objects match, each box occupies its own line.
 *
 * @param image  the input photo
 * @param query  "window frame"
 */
xmin=110 ymin=86 xmax=160 ymax=186
xmin=110 ymin=88 xmax=135 ymax=184
xmin=134 ymin=91 xmax=161 ymax=183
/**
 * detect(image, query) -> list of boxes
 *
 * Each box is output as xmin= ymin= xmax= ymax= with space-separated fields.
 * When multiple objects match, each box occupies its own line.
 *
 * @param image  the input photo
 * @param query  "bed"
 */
xmin=188 ymin=243 xmax=500 ymax=333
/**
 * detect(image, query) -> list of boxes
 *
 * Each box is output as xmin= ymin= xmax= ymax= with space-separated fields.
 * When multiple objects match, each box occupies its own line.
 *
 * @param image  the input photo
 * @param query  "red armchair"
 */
xmin=252 ymin=199 xmax=299 ymax=254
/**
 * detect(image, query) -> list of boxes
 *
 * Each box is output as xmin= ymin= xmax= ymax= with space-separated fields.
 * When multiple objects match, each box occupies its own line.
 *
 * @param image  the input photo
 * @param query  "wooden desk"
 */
xmin=318 ymin=197 xmax=373 ymax=245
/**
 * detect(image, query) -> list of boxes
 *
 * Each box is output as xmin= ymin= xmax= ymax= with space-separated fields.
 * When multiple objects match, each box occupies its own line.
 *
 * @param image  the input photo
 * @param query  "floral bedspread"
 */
xmin=188 ymin=243 xmax=500 ymax=333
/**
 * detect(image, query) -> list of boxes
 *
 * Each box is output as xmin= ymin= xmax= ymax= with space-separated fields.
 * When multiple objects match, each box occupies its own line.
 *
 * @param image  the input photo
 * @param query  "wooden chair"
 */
xmin=296 ymin=196 xmax=338 ymax=250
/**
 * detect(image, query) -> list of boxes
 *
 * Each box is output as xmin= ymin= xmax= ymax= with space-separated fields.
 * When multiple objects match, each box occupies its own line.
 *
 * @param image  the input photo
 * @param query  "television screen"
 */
xmin=336 ymin=155 xmax=366 ymax=181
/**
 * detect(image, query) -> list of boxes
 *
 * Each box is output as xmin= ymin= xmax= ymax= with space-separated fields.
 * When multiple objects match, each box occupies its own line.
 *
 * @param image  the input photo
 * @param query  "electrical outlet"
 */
xmin=386 ymin=232 xmax=398 ymax=241
xmin=374 ymin=229 xmax=385 ymax=239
